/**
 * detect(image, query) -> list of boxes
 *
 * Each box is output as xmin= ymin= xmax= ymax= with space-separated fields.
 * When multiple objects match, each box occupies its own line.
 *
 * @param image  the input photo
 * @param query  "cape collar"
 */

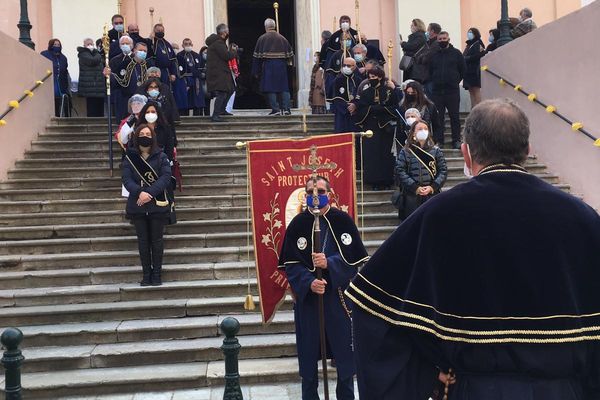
xmin=478 ymin=163 xmax=529 ymax=176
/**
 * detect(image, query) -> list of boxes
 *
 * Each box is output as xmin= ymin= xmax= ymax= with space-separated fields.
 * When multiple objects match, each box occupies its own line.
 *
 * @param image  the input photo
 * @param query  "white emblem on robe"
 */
xmin=339 ymin=87 xmax=345 ymax=94
xmin=297 ymin=237 xmax=307 ymax=250
xmin=341 ymin=233 xmax=352 ymax=246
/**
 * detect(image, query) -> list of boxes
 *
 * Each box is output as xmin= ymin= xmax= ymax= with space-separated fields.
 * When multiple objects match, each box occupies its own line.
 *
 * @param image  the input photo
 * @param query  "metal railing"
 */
xmin=0 ymin=70 xmax=53 ymax=127
xmin=482 ymin=65 xmax=600 ymax=147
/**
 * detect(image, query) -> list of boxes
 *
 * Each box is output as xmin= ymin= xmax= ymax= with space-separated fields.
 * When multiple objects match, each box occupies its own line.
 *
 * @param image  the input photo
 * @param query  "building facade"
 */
xmin=0 ymin=0 xmax=587 ymax=107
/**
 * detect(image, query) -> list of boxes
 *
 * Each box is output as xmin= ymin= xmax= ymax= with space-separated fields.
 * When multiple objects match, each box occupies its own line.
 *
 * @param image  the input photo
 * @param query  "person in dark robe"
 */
xmin=140 ymin=67 xmax=180 ymax=124
xmin=198 ymin=46 xmax=210 ymax=116
xmin=351 ymin=67 xmax=399 ymax=190
xmin=107 ymin=14 xmax=126 ymax=60
xmin=41 ymin=38 xmax=71 ymax=117
xmin=324 ymin=36 xmax=354 ymax=101
xmin=176 ymin=38 xmax=206 ymax=116
xmin=329 ymin=57 xmax=362 ymax=133
xmin=347 ymin=98 xmax=600 ymax=400
xmin=351 ymin=43 xmax=368 ymax=79
xmin=150 ymin=23 xmax=177 ymax=87
xmin=106 ymin=41 xmax=153 ymax=121
xmin=252 ymin=18 xmax=294 ymax=116
xmin=359 ymin=34 xmax=386 ymax=66
xmin=169 ymin=42 xmax=189 ymax=114
xmin=127 ymin=23 xmax=154 ymax=58
xmin=319 ymin=15 xmax=358 ymax=70
xmin=279 ymin=176 xmax=369 ymax=400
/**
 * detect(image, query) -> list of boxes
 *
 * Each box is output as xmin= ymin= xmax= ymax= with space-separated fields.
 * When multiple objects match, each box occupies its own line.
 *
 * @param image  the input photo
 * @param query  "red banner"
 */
xmin=247 ymin=133 xmax=357 ymax=323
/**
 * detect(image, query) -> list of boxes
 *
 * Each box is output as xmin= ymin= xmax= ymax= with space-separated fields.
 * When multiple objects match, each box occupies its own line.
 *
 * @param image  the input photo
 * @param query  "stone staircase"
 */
xmin=0 ymin=113 xmax=568 ymax=399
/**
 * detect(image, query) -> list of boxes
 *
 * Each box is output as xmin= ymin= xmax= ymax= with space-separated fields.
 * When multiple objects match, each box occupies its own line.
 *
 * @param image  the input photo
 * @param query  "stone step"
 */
xmin=16 ymin=154 xmax=246 ymax=168
xmin=5 ymin=357 xmax=305 ymax=399
xmin=0 ymin=171 xmax=560 ymax=190
xmin=0 ymin=224 xmax=394 ymax=256
xmin=20 ymin=332 xmax=298 ymax=373
xmin=12 ymin=311 xmax=295 ymax=348
xmin=0 ymin=278 xmax=260 ymax=308
xmin=0 ymin=239 xmax=381 ymax=270
xmin=0 ymin=261 xmax=255 ymax=290
xmin=7 ymin=162 xmax=550 ymax=180
xmin=0 ymin=294 xmax=290 ymax=327
xmin=0 ymin=201 xmax=397 ymax=226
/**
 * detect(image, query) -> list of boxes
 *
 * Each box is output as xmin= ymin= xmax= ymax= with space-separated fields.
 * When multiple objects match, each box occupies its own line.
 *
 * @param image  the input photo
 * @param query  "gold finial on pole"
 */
xmin=273 ymin=2 xmax=280 ymax=33
xmin=387 ymin=40 xmax=394 ymax=79
xmin=149 ymin=7 xmax=155 ymax=32
xmin=355 ymin=0 xmax=362 ymax=44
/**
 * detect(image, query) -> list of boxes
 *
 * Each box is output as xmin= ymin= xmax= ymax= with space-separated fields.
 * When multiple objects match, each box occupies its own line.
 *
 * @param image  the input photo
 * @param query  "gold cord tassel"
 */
xmin=244 ymin=294 xmax=256 ymax=311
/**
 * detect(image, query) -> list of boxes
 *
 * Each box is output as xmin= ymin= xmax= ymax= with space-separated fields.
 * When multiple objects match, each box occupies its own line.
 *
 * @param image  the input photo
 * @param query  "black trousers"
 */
xmin=54 ymin=96 xmax=71 ymax=117
xmin=212 ymin=90 xmax=232 ymax=118
xmin=86 ymin=97 xmax=105 ymax=117
xmin=132 ymin=215 xmax=166 ymax=269
xmin=302 ymin=371 xmax=354 ymax=400
xmin=431 ymin=91 xmax=461 ymax=144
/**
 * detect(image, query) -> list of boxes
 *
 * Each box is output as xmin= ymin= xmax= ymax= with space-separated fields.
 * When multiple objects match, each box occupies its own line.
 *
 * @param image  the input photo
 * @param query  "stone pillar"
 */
xmin=295 ymin=0 xmax=321 ymax=109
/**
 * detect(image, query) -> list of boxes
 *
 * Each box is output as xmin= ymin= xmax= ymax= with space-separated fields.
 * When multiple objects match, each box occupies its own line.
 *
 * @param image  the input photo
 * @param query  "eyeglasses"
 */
xmin=306 ymin=189 xmax=327 ymax=195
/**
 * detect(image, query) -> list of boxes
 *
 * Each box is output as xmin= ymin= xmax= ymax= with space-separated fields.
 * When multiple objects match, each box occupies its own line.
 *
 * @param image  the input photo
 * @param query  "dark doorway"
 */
xmin=227 ymin=0 xmax=296 ymax=109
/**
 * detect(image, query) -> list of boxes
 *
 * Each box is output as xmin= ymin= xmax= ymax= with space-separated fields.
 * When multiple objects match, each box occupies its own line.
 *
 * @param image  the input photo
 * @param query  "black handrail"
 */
xmin=0 ymin=70 xmax=53 ymax=125
xmin=481 ymin=65 xmax=600 ymax=146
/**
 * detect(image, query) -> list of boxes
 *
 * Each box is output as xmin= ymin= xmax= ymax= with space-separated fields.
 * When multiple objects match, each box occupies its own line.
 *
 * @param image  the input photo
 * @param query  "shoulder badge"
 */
xmin=297 ymin=237 xmax=308 ymax=250
xmin=120 ymin=69 xmax=126 ymax=76
xmin=339 ymin=87 xmax=345 ymax=94
xmin=341 ymin=233 xmax=353 ymax=246
xmin=179 ymin=65 xmax=183 ymax=71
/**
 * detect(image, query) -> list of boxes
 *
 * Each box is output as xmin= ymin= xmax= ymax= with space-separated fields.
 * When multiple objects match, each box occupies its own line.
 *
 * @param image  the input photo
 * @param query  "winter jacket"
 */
xmin=463 ymin=39 xmax=486 ymax=89
xmin=416 ymin=38 xmax=441 ymax=83
xmin=205 ymin=34 xmax=236 ymax=93
xmin=428 ymin=44 xmax=466 ymax=95
xmin=77 ymin=47 xmax=105 ymax=98
xmin=41 ymin=49 xmax=70 ymax=97
xmin=122 ymin=148 xmax=172 ymax=216
xmin=395 ymin=146 xmax=447 ymax=193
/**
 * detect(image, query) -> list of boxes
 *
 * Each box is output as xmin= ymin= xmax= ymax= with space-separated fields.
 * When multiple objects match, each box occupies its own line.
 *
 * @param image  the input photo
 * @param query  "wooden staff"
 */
xmin=333 ymin=16 xmax=337 ymax=33
xmin=387 ymin=40 xmax=393 ymax=80
xmin=149 ymin=7 xmax=155 ymax=32
xmin=274 ymin=2 xmax=280 ymax=33
xmin=102 ymin=24 xmax=114 ymax=176
xmin=355 ymin=0 xmax=362 ymax=44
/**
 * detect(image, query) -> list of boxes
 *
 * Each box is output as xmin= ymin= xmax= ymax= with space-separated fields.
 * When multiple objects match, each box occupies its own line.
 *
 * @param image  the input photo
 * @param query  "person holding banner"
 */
xmin=279 ymin=176 xmax=368 ymax=400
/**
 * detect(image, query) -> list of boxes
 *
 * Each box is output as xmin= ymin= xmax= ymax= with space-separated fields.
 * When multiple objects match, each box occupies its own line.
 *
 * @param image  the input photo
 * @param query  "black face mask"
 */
xmin=405 ymin=94 xmax=416 ymax=102
xmin=138 ymin=136 xmax=153 ymax=147
xmin=438 ymin=41 xmax=449 ymax=49
xmin=369 ymin=78 xmax=379 ymax=86
xmin=129 ymin=32 xmax=140 ymax=39
xmin=155 ymin=32 xmax=165 ymax=39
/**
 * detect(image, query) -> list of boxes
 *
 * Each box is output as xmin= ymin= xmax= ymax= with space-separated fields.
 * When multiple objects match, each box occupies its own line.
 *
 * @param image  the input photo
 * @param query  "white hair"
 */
xmin=264 ymin=18 xmax=276 ymax=30
xmin=353 ymin=43 xmax=367 ymax=53
xmin=405 ymin=108 xmax=422 ymax=118
xmin=119 ymin=35 xmax=133 ymax=45
xmin=83 ymin=38 xmax=94 ymax=45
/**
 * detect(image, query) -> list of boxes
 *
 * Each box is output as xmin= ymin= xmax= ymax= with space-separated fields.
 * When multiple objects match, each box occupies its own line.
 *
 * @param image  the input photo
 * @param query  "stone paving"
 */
xmin=62 ymin=380 xmax=360 ymax=400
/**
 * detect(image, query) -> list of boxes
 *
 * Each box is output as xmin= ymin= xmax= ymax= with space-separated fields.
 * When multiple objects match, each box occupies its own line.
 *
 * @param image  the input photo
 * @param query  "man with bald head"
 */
xmin=252 ymin=18 xmax=294 ymax=115
xmin=329 ymin=57 xmax=361 ymax=133
xmin=127 ymin=23 xmax=154 ymax=58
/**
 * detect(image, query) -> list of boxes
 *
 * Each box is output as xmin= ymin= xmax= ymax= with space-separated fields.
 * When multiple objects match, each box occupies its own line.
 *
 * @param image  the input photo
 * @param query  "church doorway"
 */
xmin=227 ymin=0 xmax=296 ymax=109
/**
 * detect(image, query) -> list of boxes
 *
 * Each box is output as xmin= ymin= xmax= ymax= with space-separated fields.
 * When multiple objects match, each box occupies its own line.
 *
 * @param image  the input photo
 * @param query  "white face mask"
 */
xmin=86 ymin=44 xmax=95 ymax=51
xmin=145 ymin=112 xmax=158 ymax=123
xmin=341 ymin=22 xmax=350 ymax=32
xmin=342 ymin=66 xmax=353 ymax=76
xmin=184 ymin=46 xmax=193 ymax=52
xmin=463 ymin=143 xmax=473 ymax=179
xmin=406 ymin=117 xmax=417 ymax=126
xmin=416 ymin=129 xmax=429 ymax=141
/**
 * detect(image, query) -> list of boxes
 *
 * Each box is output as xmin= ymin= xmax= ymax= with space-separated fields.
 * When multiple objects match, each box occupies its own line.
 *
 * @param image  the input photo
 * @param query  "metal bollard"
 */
xmin=220 ymin=317 xmax=243 ymax=400
xmin=1 ymin=328 xmax=24 ymax=400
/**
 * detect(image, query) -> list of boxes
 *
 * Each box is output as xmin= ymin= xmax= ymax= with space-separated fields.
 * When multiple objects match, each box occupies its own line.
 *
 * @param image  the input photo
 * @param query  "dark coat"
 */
xmin=463 ymin=39 xmax=486 ymax=89
xmin=400 ymin=31 xmax=427 ymax=57
xmin=428 ymin=44 xmax=466 ymax=95
xmin=415 ymin=38 xmax=441 ymax=83
xmin=205 ymin=34 xmax=236 ymax=94
xmin=401 ymin=32 xmax=427 ymax=82
xmin=41 ymin=49 xmax=69 ymax=97
xmin=77 ymin=47 xmax=105 ymax=98
xmin=122 ymin=148 xmax=172 ymax=216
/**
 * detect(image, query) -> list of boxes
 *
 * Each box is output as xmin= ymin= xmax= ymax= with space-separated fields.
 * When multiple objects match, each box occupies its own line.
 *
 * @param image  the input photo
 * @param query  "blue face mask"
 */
xmin=136 ymin=51 xmax=147 ymax=60
xmin=114 ymin=24 xmax=124 ymax=33
xmin=467 ymin=32 xmax=475 ymax=41
xmin=148 ymin=89 xmax=160 ymax=98
xmin=354 ymin=54 xmax=364 ymax=63
xmin=120 ymin=44 xmax=131 ymax=54
xmin=425 ymin=32 xmax=430 ymax=40
xmin=306 ymin=194 xmax=329 ymax=209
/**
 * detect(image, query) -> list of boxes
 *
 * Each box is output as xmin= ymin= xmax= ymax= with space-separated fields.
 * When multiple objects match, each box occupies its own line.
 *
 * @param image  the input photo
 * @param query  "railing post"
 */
xmin=1 ymin=328 xmax=24 ymax=400
xmin=17 ymin=0 xmax=35 ymax=50
xmin=220 ymin=317 xmax=243 ymax=400
xmin=497 ymin=0 xmax=513 ymax=47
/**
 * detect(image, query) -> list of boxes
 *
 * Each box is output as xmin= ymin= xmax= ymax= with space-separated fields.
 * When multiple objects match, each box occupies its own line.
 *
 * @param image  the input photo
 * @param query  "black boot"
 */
xmin=151 ymin=265 xmax=162 ymax=286
xmin=140 ymin=266 xmax=152 ymax=286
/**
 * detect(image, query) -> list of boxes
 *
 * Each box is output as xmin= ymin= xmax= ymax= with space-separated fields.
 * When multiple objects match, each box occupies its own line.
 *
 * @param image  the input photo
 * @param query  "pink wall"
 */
xmin=481 ymin=1 xmax=600 ymax=209
xmin=0 ymin=0 xmax=53 ymax=51
xmin=122 ymin=0 xmax=205 ymax=50
xmin=460 ymin=0 xmax=580 ymax=43
xmin=0 ymin=30 xmax=54 ymax=181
